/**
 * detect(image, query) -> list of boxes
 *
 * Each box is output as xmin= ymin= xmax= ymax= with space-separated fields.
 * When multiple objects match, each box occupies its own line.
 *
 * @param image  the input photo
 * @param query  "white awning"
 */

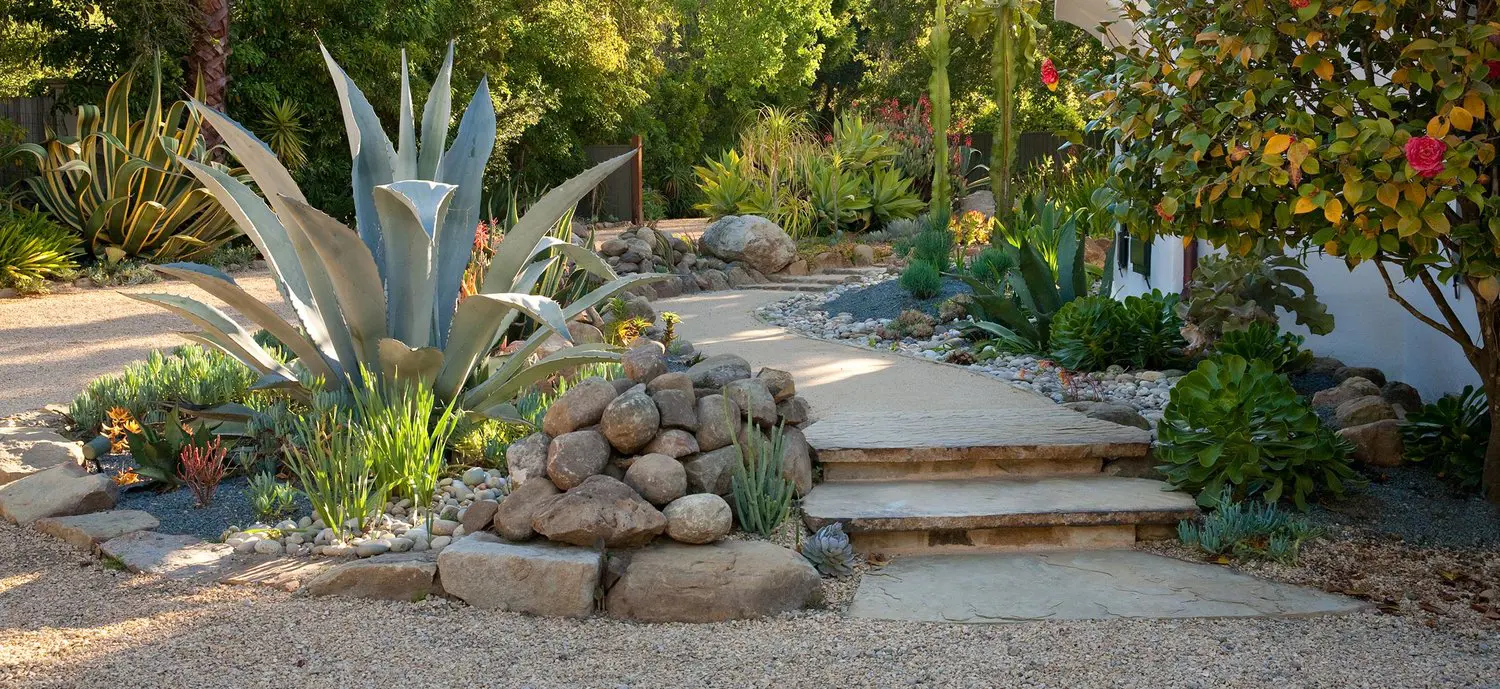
xmin=1054 ymin=0 xmax=1138 ymax=50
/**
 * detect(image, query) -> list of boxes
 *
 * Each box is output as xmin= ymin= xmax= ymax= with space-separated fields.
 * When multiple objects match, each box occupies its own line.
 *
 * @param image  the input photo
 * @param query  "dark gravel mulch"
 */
xmin=820 ymin=276 xmax=972 ymax=321
xmin=1312 ymin=465 xmax=1500 ymax=549
xmin=96 ymin=452 xmax=306 ymax=541
xmin=1291 ymin=371 xmax=1340 ymax=399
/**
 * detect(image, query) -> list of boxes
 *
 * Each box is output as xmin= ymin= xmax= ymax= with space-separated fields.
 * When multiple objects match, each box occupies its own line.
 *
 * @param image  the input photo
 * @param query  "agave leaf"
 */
xmin=432 ymin=77 xmax=497 ymax=346
xmin=280 ymin=198 xmax=389 ymax=367
xmin=464 ymin=348 xmax=623 ymax=412
xmin=128 ymin=293 xmax=290 ymax=377
xmin=375 ymin=181 xmax=456 ymax=347
xmin=562 ymin=272 xmax=679 ymax=320
xmin=468 ymin=402 xmax=529 ymax=426
xmin=529 ymin=236 xmax=619 ymax=282
xmin=377 ymin=338 xmax=445 ymax=389
xmin=321 ymin=43 xmax=397 ymax=275
xmin=433 ymin=292 xmax=573 ymax=402
xmin=1015 ymin=240 xmax=1059 ymax=314
xmin=483 ymin=150 xmax=636 ymax=294
xmin=395 ymin=50 xmax=417 ymax=180
xmin=418 ymin=42 xmax=455 ymax=179
xmin=152 ymin=262 xmax=339 ymax=382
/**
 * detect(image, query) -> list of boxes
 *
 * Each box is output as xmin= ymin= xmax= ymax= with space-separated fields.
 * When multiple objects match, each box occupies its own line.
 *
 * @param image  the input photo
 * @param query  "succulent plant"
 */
xmin=801 ymin=523 xmax=855 ymax=577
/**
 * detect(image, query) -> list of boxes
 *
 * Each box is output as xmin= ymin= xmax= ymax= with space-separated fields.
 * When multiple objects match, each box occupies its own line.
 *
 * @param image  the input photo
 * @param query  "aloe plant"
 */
xmin=129 ymin=44 xmax=670 ymax=421
xmin=15 ymin=57 xmax=245 ymax=261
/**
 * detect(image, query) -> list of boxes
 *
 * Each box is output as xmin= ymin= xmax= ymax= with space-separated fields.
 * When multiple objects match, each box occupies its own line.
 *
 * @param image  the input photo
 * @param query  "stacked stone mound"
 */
xmin=430 ymin=343 xmax=822 ymax=620
xmin=599 ymin=216 xmax=806 ymax=299
xmin=1306 ymin=358 xmax=1421 ymax=469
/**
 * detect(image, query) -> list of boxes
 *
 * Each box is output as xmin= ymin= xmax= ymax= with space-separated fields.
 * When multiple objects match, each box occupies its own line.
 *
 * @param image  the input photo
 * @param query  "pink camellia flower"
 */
xmin=1404 ymin=135 xmax=1447 ymax=179
xmin=1040 ymin=58 xmax=1060 ymax=91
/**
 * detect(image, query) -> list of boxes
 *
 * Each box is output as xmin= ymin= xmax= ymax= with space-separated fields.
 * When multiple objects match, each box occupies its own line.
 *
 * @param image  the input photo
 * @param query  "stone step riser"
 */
xmin=820 ymin=455 xmax=1105 ymax=482
xmin=848 ymin=523 xmax=1179 ymax=556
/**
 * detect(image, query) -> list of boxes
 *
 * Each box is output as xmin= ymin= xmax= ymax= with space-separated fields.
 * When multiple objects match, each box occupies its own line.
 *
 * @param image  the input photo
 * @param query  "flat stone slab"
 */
xmin=0 ymin=426 xmax=84 ymax=485
xmin=0 ymin=462 xmax=117 ymax=525
xmin=219 ymin=557 xmax=334 ymax=592
xmin=34 ymin=510 xmax=158 ymax=550
xmin=300 ymin=553 xmax=438 ymax=601
xmin=436 ymin=533 xmax=602 ymax=618
xmin=848 ymin=551 xmax=1369 ymax=623
xmin=99 ymin=530 xmax=235 ymax=580
xmin=802 ymin=476 xmax=1199 ymax=532
xmin=805 ymin=409 xmax=1152 ymax=464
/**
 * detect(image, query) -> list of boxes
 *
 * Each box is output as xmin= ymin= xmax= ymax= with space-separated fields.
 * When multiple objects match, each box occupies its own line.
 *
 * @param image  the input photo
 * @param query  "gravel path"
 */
xmin=0 ymin=270 xmax=288 ymax=418
xmin=2 ymin=523 xmax=1497 ymax=688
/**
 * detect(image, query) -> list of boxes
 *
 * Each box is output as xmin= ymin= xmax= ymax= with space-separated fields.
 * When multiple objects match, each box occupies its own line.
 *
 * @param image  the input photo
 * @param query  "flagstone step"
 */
xmin=802 ymin=475 xmax=1197 ymax=556
xmin=805 ymin=409 xmax=1153 ymax=481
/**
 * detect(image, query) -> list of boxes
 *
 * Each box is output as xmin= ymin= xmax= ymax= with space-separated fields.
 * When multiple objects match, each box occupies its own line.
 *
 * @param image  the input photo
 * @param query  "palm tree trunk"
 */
xmin=188 ymin=0 xmax=231 ymax=148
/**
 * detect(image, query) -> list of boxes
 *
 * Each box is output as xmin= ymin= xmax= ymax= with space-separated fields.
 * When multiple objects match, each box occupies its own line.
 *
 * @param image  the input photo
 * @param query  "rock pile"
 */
xmin=1311 ymin=373 xmax=1419 ymax=468
xmin=599 ymin=216 xmax=831 ymax=300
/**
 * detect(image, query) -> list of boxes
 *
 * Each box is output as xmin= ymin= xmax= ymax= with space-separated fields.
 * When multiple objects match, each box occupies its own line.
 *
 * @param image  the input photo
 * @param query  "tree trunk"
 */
xmin=1477 ymin=296 xmax=1500 ymax=501
xmin=991 ymin=6 xmax=1014 ymax=214
xmin=187 ymin=0 xmax=231 ymax=148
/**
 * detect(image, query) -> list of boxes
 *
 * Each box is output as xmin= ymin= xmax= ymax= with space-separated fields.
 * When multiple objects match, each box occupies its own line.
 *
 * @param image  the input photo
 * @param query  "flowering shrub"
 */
xmin=1086 ymin=0 xmax=1500 ymax=500
xmin=865 ymin=95 xmax=976 ymax=200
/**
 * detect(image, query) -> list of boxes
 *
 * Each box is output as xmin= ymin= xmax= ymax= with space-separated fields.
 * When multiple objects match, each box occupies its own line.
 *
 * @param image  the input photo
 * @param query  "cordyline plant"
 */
xmin=1084 ymin=0 xmax=1500 ymax=499
xmin=128 ymin=44 xmax=670 ymax=421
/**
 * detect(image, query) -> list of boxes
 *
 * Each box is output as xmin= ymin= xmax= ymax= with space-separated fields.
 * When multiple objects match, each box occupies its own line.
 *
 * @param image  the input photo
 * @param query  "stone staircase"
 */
xmin=739 ymin=267 xmax=887 ymax=292
xmin=801 ymin=408 xmax=1198 ymax=556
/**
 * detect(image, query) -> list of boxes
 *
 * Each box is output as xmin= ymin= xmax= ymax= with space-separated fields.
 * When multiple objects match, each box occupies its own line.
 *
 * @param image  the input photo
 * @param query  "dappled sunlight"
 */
xmin=789 ymin=356 xmax=896 ymax=390
xmin=0 ymin=571 xmax=41 ymax=593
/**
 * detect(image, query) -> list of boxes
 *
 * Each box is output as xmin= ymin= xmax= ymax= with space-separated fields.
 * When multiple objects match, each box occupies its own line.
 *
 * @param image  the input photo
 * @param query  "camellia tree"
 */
xmin=1084 ymin=0 xmax=1500 ymax=500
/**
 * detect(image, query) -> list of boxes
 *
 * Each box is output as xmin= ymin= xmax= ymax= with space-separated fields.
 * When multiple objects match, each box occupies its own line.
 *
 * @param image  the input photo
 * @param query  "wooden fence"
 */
xmin=1 ymin=94 xmax=74 ymax=188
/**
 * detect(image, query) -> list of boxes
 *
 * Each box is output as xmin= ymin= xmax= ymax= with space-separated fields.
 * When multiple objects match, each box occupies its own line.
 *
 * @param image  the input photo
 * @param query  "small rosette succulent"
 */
xmin=801 ymin=523 xmax=855 ymax=577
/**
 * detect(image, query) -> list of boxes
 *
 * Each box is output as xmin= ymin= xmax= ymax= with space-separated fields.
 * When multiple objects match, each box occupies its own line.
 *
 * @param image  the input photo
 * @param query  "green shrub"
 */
xmin=70 ymin=345 xmax=258 ymax=433
xmin=1178 ymin=247 xmax=1333 ymax=349
xmin=0 ymin=208 xmax=80 ymax=289
xmin=729 ymin=414 xmax=794 ymax=539
xmin=969 ymin=246 xmax=1015 ymax=288
xmin=909 ymin=227 xmax=954 ymax=270
xmin=1049 ymin=296 xmax=1130 ymax=371
xmin=900 ymin=259 xmax=942 ymax=299
xmin=879 ymin=309 xmax=937 ymax=339
xmin=1177 ymin=489 xmax=1320 ymax=564
xmin=1213 ymin=322 xmax=1312 ymax=374
xmin=1402 ymin=386 xmax=1489 ymax=492
xmin=1121 ymin=290 xmax=1187 ymax=369
xmin=350 ymin=376 xmax=462 ymax=517
xmin=1156 ymin=355 xmax=1359 ymax=509
xmin=286 ymin=410 xmax=385 ymax=539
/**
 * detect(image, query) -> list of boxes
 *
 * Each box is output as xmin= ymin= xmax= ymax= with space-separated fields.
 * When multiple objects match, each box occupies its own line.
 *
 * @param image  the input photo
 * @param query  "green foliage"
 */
xmin=866 ymin=164 xmax=927 ymax=225
xmin=969 ymin=246 xmax=1015 ymax=288
xmin=694 ymin=150 xmax=756 ymax=217
xmin=1120 ymin=290 xmax=1187 ymax=370
xmin=881 ymin=309 xmax=937 ymax=340
xmin=729 ymin=415 xmax=794 ymax=539
xmin=350 ymin=375 xmax=462 ymax=515
xmin=805 ymin=156 xmax=874 ymax=234
xmin=1157 ymin=356 xmax=1359 ymax=510
xmin=801 ymin=522 xmax=855 ymax=577
xmin=13 ymin=59 xmax=244 ymax=261
xmin=1049 ymin=295 xmax=1129 ymax=371
xmin=928 ymin=0 xmax=953 ymax=217
xmin=1178 ymin=489 xmax=1320 ymax=565
xmin=900 ymin=259 xmax=943 ymax=300
xmin=449 ymin=418 xmax=518 ymax=471
xmin=248 ymin=472 xmax=302 ymax=523
xmin=70 ymin=345 xmax=257 ymax=434
xmin=1213 ymin=322 xmax=1313 ymax=374
xmin=964 ymin=225 xmax=1086 ymax=355
xmin=259 ymin=99 xmax=309 ymax=171
xmin=122 ymin=408 xmax=217 ymax=489
xmin=1402 ymin=386 xmax=1489 ymax=492
xmin=910 ymin=226 xmax=955 ymax=270
xmin=0 ymin=208 xmax=80 ymax=288
xmin=1178 ymin=247 xmax=1333 ymax=350
xmin=285 ymin=409 xmax=386 ymax=539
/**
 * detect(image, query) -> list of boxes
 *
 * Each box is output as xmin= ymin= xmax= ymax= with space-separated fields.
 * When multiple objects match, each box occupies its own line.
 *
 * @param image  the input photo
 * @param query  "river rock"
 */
xmin=506 ymin=432 xmax=551 ymax=485
xmin=662 ymin=494 xmax=732 ymax=544
xmin=1063 ymin=401 xmax=1152 ymax=431
xmin=1311 ymin=377 xmax=1382 ymax=409
xmin=694 ymin=394 xmax=741 ymax=452
xmin=646 ymin=372 xmax=694 ymax=396
xmin=681 ymin=445 xmax=740 ymax=496
xmin=546 ymin=430 xmax=610 ymax=490
xmin=756 ymin=368 xmax=796 ymax=402
xmin=531 ymin=475 xmax=666 ymax=548
xmin=461 ymin=499 xmax=500 ymax=535
xmin=700 ymin=215 xmax=796 ymax=274
xmin=541 ymin=378 xmax=618 ymax=437
xmin=651 ymin=389 xmax=698 ymax=431
xmin=643 ymin=429 xmax=699 ymax=459
xmin=724 ymin=378 xmax=776 ymax=427
xmin=781 ymin=425 xmax=813 ymax=497
xmin=777 ymin=396 xmax=811 ymax=426
xmin=622 ymin=344 xmax=667 ymax=384
xmin=623 ymin=454 xmax=687 ymax=507
xmin=686 ymin=354 xmax=752 ymax=389
xmin=1335 ymin=396 xmax=1397 ymax=428
xmin=1338 ymin=419 xmax=1405 ymax=468
xmin=601 ymin=391 xmax=660 ymax=454
xmin=492 ymin=479 xmax=560 ymax=541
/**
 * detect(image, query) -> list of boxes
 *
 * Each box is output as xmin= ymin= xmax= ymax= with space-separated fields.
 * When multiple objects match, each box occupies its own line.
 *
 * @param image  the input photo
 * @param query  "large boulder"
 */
xmin=1338 ymin=419 xmax=1405 ymax=468
xmin=780 ymin=426 xmax=814 ymax=497
xmin=1381 ymin=382 xmax=1424 ymax=414
xmin=1063 ymin=401 xmax=1152 ymax=431
xmin=776 ymin=396 xmax=811 ymax=426
xmin=600 ymin=390 xmax=660 ymax=454
xmin=506 ymin=432 xmax=551 ymax=485
xmin=662 ymin=493 xmax=732 ymax=544
xmin=0 ymin=426 xmax=83 ymax=485
xmin=643 ymin=429 xmax=699 ymax=459
xmin=541 ymin=378 xmax=618 ymax=437
xmin=756 ymin=368 xmax=796 ymax=402
xmin=622 ymin=344 xmax=667 ymax=385
xmin=646 ymin=372 xmax=694 ymax=396
xmin=724 ymin=378 xmax=777 ymax=427
xmin=623 ymin=454 xmax=687 ymax=507
xmin=603 ymin=540 xmax=822 ymax=622
xmin=959 ymin=190 xmax=995 ymax=218
xmin=460 ymin=499 xmax=500 ymax=535
xmin=1334 ymin=366 xmax=1387 ymax=388
xmin=1335 ymin=396 xmax=1397 ymax=428
xmin=34 ymin=510 xmax=157 ymax=550
xmin=700 ymin=215 xmax=796 ymax=274
xmin=492 ymin=479 xmax=560 ymax=541
xmin=531 ymin=475 xmax=667 ymax=548
xmin=302 ymin=553 xmax=440 ymax=602
xmin=694 ymin=394 xmax=741 ymax=452
xmin=686 ymin=354 xmax=752 ymax=389
xmin=437 ymin=534 xmax=601 ymax=618
xmin=651 ymin=389 xmax=699 ymax=432
xmin=681 ymin=445 xmax=741 ymax=496
xmin=546 ymin=430 xmax=610 ymax=490
xmin=1311 ymin=377 xmax=1382 ymax=409
xmin=0 ymin=463 xmax=116 ymax=525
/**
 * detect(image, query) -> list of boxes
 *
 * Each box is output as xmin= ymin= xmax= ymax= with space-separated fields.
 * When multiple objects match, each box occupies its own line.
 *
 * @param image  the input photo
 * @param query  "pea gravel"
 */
xmin=2 ymin=522 xmax=1497 ymax=688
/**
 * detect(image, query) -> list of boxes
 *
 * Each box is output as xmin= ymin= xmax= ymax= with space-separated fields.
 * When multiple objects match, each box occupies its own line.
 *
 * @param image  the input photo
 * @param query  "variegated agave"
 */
xmin=130 ymin=44 xmax=670 ymax=420
xmin=15 ymin=58 xmax=244 ymax=261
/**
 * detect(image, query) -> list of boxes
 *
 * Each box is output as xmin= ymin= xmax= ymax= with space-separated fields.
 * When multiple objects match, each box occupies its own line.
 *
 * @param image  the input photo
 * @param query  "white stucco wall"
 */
xmin=1115 ymin=236 xmax=1481 ymax=401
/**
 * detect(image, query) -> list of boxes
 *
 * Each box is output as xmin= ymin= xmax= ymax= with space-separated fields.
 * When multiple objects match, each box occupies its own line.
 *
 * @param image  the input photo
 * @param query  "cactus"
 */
xmin=729 ymin=412 xmax=794 ymax=539
xmin=801 ymin=523 xmax=855 ymax=577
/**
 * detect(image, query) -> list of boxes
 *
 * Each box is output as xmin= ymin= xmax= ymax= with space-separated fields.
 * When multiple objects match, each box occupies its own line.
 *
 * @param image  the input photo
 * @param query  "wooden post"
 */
xmin=631 ymin=134 xmax=644 ymax=225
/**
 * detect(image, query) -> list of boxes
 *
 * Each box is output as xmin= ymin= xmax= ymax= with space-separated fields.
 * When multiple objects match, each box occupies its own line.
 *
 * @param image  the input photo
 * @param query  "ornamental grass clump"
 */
xmin=286 ymin=412 xmax=384 ymax=539
xmin=351 ymin=375 xmax=462 ymax=520
xmin=0 ymin=208 xmax=80 ymax=291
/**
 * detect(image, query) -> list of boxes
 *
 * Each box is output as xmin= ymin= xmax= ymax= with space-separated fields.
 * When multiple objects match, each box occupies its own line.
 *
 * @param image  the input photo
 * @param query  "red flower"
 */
xmin=1404 ymin=135 xmax=1447 ymax=179
xmin=1488 ymin=60 xmax=1500 ymax=79
xmin=1040 ymin=58 xmax=1060 ymax=91
xmin=1289 ymin=0 xmax=1309 ymax=8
